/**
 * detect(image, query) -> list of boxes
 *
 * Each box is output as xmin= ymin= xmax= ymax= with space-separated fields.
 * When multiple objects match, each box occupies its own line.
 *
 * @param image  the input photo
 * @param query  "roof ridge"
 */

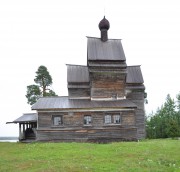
xmin=127 ymin=65 xmax=141 ymax=67
xmin=23 ymin=113 xmax=37 ymax=115
xmin=86 ymin=36 xmax=122 ymax=41
xmin=66 ymin=64 xmax=87 ymax=67
xmin=40 ymin=96 xmax=68 ymax=99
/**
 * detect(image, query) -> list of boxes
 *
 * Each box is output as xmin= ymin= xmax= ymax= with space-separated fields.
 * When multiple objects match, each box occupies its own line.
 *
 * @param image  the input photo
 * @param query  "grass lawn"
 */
xmin=0 ymin=139 xmax=180 ymax=172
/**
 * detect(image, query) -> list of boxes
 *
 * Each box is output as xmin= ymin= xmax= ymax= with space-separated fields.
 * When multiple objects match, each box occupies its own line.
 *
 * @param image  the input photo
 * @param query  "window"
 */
xmin=113 ymin=115 xmax=121 ymax=124
xmin=84 ymin=115 xmax=92 ymax=125
xmin=104 ymin=114 xmax=121 ymax=124
xmin=105 ymin=115 xmax=112 ymax=124
xmin=53 ymin=116 xmax=63 ymax=126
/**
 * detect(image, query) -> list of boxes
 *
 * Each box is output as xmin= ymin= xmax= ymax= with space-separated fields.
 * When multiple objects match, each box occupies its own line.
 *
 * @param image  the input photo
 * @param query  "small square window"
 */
xmin=105 ymin=115 xmax=112 ymax=124
xmin=113 ymin=115 xmax=121 ymax=124
xmin=84 ymin=115 xmax=92 ymax=125
xmin=53 ymin=116 xmax=63 ymax=126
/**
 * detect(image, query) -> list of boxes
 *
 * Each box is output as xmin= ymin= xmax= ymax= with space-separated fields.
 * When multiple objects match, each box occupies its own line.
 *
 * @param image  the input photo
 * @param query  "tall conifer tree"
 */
xmin=26 ymin=66 xmax=57 ymax=105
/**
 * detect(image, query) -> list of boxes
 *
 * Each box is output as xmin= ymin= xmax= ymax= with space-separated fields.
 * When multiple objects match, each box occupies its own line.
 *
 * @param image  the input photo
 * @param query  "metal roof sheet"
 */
xmin=13 ymin=113 xmax=37 ymax=123
xmin=126 ymin=66 xmax=144 ymax=84
xmin=67 ymin=65 xmax=89 ymax=83
xmin=87 ymin=37 xmax=126 ymax=61
xmin=32 ymin=97 xmax=137 ymax=110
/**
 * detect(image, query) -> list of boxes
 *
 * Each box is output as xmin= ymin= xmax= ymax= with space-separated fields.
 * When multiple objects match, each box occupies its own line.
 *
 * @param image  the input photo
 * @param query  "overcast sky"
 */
xmin=1 ymin=0 xmax=180 ymax=136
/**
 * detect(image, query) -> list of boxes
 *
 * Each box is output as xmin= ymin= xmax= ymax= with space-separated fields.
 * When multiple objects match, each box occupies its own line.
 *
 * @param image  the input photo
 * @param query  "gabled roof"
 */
xmin=7 ymin=113 xmax=37 ymax=124
xmin=67 ymin=65 xmax=89 ymax=83
xmin=126 ymin=66 xmax=144 ymax=84
xmin=87 ymin=37 xmax=126 ymax=61
xmin=32 ymin=96 xmax=137 ymax=110
xmin=66 ymin=64 xmax=144 ymax=84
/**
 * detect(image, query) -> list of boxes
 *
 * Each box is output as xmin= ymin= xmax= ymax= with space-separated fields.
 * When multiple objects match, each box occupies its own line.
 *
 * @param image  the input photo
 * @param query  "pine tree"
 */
xmin=26 ymin=66 xmax=57 ymax=105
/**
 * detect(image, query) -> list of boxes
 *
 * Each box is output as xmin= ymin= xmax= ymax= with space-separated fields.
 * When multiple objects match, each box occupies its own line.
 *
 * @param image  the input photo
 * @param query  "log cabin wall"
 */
xmin=91 ymin=79 xmax=125 ymax=99
xmin=36 ymin=128 xmax=137 ymax=142
xmin=68 ymin=88 xmax=90 ymax=99
xmin=126 ymin=88 xmax=145 ymax=139
xmin=89 ymin=69 xmax=126 ymax=99
xmin=36 ymin=110 xmax=137 ymax=142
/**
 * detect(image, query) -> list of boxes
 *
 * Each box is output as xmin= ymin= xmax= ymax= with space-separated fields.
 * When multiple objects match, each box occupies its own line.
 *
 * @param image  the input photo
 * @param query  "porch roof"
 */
xmin=7 ymin=113 xmax=37 ymax=124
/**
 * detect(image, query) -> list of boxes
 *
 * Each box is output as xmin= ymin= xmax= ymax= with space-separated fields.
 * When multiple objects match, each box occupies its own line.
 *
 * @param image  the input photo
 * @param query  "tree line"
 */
xmin=146 ymin=94 xmax=180 ymax=138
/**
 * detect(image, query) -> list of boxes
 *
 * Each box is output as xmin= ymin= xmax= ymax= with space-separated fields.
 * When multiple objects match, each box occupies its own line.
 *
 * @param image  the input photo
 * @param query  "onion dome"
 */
xmin=98 ymin=16 xmax=110 ymax=42
xmin=99 ymin=16 xmax=110 ymax=31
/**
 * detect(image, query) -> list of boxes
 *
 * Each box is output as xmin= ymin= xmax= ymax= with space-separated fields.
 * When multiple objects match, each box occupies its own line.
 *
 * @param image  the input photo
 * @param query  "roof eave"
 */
xmin=32 ymin=106 xmax=137 ymax=112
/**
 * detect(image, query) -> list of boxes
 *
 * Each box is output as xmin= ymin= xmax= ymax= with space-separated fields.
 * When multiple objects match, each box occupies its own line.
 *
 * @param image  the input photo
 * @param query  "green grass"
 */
xmin=0 ymin=139 xmax=180 ymax=172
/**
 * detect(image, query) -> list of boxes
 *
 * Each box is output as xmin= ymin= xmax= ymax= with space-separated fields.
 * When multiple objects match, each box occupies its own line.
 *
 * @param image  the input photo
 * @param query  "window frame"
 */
xmin=104 ymin=114 xmax=112 ymax=124
xmin=52 ymin=115 xmax=63 ymax=127
xmin=113 ymin=114 xmax=121 ymax=124
xmin=84 ymin=115 xmax=92 ymax=126
xmin=104 ymin=113 xmax=121 ymax=125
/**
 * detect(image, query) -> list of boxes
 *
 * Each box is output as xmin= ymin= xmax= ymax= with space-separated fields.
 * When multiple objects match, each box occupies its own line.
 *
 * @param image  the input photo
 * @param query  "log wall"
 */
xmin=68 ymin=88 xmax=90 ymax=98
xmin=37 ymin=110 xmax=137 ymax=142
xmin=126 ymin=89 xmax=145 ymax=139
xmin=91 ymin=80 xmax=125 ymax=98
xmin=36 ymin=128 xmax=137 ymax=142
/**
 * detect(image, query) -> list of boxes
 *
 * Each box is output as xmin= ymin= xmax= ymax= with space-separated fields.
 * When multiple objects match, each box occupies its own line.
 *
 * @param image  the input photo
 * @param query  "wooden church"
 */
xmin=8 ymin=17 xmax=146 ymax=142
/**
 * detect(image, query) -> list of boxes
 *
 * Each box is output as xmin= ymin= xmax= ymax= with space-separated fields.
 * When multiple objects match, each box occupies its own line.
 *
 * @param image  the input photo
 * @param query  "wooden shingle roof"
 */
xmin=87 ymin=37 xmax=126 ymax=61
xmin=32 ymin=97 xmax=137 ymax=110
xmin=126 ymin=66 xmax=144 ymax=84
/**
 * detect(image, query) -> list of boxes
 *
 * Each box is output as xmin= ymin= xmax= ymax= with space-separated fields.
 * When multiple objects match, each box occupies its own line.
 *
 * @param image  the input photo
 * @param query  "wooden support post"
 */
xmin=23 ymin=124 xmax=25 ymax=132
xmin=23 ymin=124 xmax=25 ymax=139
xmin=19 ymin=123 xmax=21 ymax=140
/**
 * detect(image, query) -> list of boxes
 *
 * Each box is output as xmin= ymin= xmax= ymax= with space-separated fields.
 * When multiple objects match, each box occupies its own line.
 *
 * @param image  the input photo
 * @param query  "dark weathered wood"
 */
xmin=90 ymin=75 xmax=125 ymax=98
xmin=36 ymin=110 xmax=137 ymax=142
xmin=36 ymin=128 xmax=137 ymax=142
xmin=126 ymin=89 xmax=145 ymax=139
xmin=68 ymin=88 xmax=90 ymax=98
